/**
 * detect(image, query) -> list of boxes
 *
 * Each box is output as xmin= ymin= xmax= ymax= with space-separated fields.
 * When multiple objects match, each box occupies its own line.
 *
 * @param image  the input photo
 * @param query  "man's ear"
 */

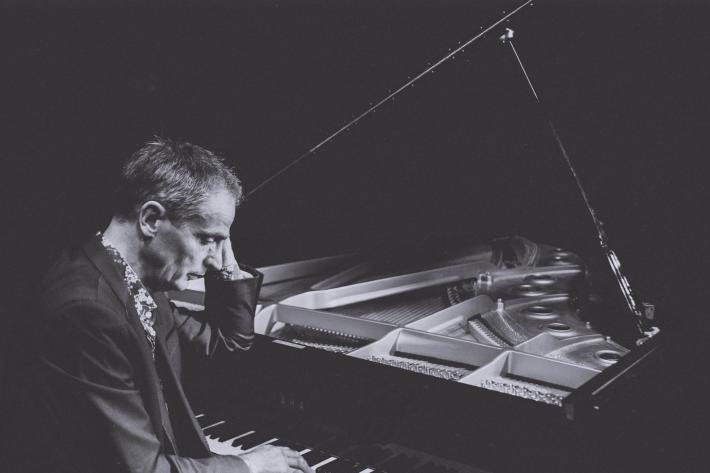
xmin=138 ymin=201 xmax=167 ymax=239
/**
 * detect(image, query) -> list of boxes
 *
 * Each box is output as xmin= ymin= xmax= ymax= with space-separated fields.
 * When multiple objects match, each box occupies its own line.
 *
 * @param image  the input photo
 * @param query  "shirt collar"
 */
xmin=97 ymin=231 xmax=158 ymax=354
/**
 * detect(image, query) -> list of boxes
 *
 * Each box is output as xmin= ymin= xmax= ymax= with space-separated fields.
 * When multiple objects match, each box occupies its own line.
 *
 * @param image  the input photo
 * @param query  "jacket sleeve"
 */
xmin=33 ymin=300 xmax=251 ymax=473
xmin=171 ymin=266 xmax=264 ymax=357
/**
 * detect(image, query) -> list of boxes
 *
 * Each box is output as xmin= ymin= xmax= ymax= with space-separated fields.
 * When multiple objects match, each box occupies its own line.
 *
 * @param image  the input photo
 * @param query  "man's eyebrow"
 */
xmin=198 ymin=231 xmax=229 ymax=240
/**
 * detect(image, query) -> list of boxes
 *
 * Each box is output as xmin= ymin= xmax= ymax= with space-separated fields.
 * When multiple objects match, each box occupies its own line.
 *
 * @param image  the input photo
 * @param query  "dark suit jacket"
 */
xmin=2 ymin=235 xmax=263 ymax=473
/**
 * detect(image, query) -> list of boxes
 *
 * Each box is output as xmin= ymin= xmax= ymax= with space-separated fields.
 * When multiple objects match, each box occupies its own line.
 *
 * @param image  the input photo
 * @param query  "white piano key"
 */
xmin=201 ymin=419 xmax=226 ymax=431
xmin=202 ymin=422 xmax=374 ymax=473
xmin=243 ymin=437 xmax=279 ymax=452
xmin=206 ymin=436 xmax=246 ymax=456
xmin=206 ymin=429 xmax=256 ymax=444
xmin=207 ymin=430 xmax=256 ymax=455
xmin=312 ymin=456 xmax=338 ymax=471
xmin=209 ymin=434 xmax=322 ymax=465
xmin=229 ymin=430 xmax=258 ymax=449
xmin=231 ymin=430 xmax=257 ymax=441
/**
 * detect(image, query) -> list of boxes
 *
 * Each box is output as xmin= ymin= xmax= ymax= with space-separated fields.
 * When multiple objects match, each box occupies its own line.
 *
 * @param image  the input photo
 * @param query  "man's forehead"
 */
xmin=193 ymin=215 xmax=232 ymax=233
xmin=192 ymin=191 xmax=236 ymax=231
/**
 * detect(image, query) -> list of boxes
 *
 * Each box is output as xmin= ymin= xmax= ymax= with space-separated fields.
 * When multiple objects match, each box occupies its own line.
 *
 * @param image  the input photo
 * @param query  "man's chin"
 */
xmin=163 ymin=277 xmax=189 ymax=292
xmin=172 ymin=279 xmax=189 ymax=291
xmin=166 ymin=274 xmax=203 ymax=292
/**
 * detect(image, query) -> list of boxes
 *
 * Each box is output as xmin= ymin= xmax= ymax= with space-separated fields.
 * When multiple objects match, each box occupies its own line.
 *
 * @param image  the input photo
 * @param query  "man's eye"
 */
xmin=200 ymin=237 xmax=216 ymax=245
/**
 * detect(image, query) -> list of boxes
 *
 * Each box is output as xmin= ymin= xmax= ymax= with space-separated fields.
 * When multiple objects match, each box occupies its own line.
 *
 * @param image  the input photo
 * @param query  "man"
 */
xmin=2 ymin=138 xmax=312 ymax=473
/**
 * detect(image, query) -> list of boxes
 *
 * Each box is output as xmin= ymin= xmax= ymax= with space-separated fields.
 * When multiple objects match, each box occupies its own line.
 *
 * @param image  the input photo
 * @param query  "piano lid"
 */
xmin=229 ymin=1 xmax=651 ymax=341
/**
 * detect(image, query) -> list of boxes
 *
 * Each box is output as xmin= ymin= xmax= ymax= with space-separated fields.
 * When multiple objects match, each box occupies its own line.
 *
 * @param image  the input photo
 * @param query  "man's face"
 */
xmin=144 ymin=188 xmax=236 ymax=291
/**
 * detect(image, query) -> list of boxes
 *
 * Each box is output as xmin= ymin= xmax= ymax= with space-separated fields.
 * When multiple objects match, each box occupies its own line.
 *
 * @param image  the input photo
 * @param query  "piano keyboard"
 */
xmin=196 ymin=412 xmax=482 ymax=473
xmin=197 ymin=413 xmax=376 ymax=472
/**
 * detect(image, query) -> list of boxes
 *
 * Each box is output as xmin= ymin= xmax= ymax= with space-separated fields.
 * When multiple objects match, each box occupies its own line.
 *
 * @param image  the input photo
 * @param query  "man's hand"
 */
xmin=239 ymin=445 xmax=313 ymax=473
xmin=221 ymin=237 xmax=237 ymax=270
xmin=218 ymin=237 xmax=251 ymax=280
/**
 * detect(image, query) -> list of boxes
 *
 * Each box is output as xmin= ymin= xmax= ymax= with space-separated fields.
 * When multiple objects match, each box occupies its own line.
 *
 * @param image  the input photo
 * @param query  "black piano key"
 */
xmin=198 ymin=414 xmax=241 ymax=435
xmin=378 ymin=453 xmax=420 ymax=473
xmin=271 ymin=438 xmax=306 ymax=452
xmin=239 ymin=431 xmax=278 ymax=450
xmin=317 ymin=436 xmax=355 ymax=456
xmin=202 ymin=409 xmax=250 ymax=428
xmin=411 ymin=461 xmax=438 ymax=473
xmin=346 ymin=445 xmax=392 ymax=466
xmin=317 ymin=458 xmax=364 ymax=473
xmin=215 ymin=424 xmax=252 ymax=442
xmin=302 ymin=449 xmax=332 ymax=466
xmin=216 ymin=414 xmax=257 ymax=440
xmin=229 ymin=431 xmax=259 ymax=447
xmin=201 ymin=423 xmax=219 ymax=435
xmin=285 ymin=423 xmax=335 ymax=447
xmin=203 ymin=421 xmax=230 ymax=436
xmin=195 ymin=414 xmax=212 ymax=428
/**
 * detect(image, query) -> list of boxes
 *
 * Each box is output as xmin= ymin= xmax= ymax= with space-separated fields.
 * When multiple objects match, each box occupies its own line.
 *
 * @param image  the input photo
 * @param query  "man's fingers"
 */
xmin=240 ymin=445 xmax=311 ymax=473
xmin=293 ymin=455 xmax=312 ymax=473
xmin=221 ymin=237 xmax=237 ymax=266
xmin=287 ymin=457 xmax=312 ymax=473
xmin=220 ymin=237 xmax=248 ymax=279
xmin=280 ymin=447 xmax=311 ymax=472
xmin=280 ymin=446 xmax=301 ymax=460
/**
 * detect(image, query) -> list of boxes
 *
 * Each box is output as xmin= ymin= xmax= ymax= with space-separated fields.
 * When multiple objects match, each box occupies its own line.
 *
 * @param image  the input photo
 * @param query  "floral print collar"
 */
xmin=98 ymin=232 xmax=157 ymax=357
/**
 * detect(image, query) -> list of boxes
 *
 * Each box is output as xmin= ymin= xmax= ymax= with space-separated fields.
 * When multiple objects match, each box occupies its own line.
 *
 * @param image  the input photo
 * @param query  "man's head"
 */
xmin=115 ymin=137 xmax=242 ymax=224
xmin=111 ymin=138 xmax=243 ymax=291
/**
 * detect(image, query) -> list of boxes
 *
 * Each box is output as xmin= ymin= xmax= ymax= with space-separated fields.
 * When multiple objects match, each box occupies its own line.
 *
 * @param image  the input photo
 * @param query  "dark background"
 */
xmin=1 ymin=0 xmax=708 ymax=471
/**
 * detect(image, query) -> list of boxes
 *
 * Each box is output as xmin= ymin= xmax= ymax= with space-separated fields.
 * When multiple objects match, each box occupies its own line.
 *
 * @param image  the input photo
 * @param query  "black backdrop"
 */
xmin=2 ymin=1 xmax=709 ymax=470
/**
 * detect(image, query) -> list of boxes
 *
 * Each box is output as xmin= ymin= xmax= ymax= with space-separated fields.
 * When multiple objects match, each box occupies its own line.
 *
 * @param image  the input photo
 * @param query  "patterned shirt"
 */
xmin=98 ymin=232 xmax=158 ymax=358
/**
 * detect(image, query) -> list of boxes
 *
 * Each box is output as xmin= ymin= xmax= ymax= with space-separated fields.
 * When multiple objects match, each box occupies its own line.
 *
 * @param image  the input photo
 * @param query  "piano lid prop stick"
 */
xmin=501 ymin=30 xmax=657 ymax=339
xmin=245 ymin=0 xmax=535 ymax=198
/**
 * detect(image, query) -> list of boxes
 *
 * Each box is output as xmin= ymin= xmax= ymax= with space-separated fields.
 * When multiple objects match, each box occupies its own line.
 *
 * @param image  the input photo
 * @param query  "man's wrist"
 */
xmin=238 ymin=452 xmax=256 ymax=473
xmin=218 ymin=263 xmax=237 ymax=281
xmin=217 ymin=263 xmax=252 ymax=281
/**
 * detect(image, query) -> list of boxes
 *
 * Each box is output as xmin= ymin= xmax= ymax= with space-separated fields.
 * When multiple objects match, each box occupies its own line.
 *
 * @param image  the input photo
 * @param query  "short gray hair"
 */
xmin=114 ymin=137 xmax=242 ymax=223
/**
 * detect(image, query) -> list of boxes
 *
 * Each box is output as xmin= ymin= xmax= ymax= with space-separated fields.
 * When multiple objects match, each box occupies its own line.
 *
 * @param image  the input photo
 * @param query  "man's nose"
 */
xmin=205 ymin=245 xmax=223 ymax=270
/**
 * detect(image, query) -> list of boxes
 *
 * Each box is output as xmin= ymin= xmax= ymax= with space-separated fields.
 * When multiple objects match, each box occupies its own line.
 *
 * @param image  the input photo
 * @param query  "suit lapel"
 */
xmin=81 ymin=235 xmax=167 ymax=446
xmin=82 ymin=235 xmax=131 ymax=307
xmin=83 ymin=235 xmax=210 ymax=456
xmin=154 ymin=300 xmax=211 ymax=456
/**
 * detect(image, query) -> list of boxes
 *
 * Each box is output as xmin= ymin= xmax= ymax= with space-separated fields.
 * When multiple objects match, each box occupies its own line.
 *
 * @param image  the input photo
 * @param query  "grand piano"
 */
xmin=170 ymin=2 xmax=665 ymax=472
xmin=174 ymin=234 xmax=662 ymax=472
